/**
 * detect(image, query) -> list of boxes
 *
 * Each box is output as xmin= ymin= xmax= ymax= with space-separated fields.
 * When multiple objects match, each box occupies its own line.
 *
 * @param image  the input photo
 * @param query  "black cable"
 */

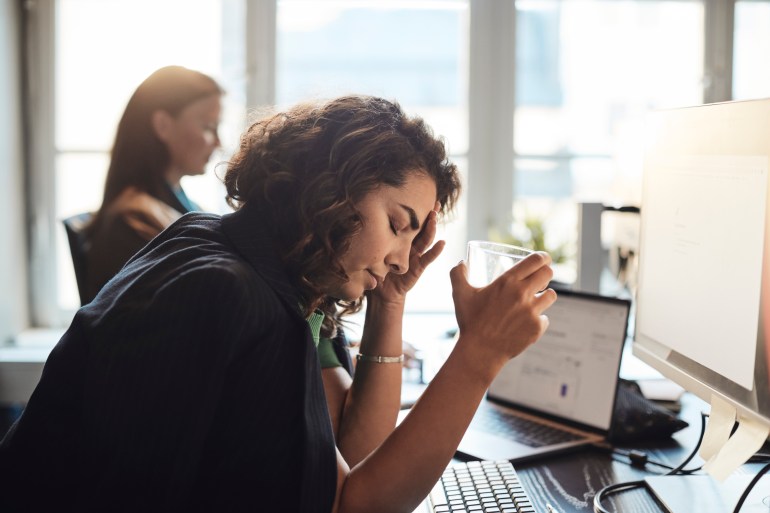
xmin=593 ymin=411 xmax=709 ymax=513
xmin=592 ymin=480 xmax=646 ymax=513
xmin=665 ymin=412 xmax=708 ymax=475
xmin=611 ymin=448 xmax=705 ymax=475
xmin=748 ymin=452 xmax=770 ymax=462
xmin=595 ymin=411 xmax=770 ymax=513
xmin=732 ymin=460 xmax=770 ymax=513
xmin=611 ymin=449 xmax=677 ymax=472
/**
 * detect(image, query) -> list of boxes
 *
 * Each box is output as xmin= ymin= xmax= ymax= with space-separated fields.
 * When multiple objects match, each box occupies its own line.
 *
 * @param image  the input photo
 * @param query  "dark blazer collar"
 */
xmin=223 ymin=203 xmax=338 ymax=511
xmin=220 ymin=203 xmax=304 ymax=321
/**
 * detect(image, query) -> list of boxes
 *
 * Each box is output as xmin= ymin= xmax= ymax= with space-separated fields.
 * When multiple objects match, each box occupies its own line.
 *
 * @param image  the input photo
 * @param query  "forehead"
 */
xmin=378 ymin=172 xmax=437 ymax=208
xmin=402 ymin=172 xmax=436 ymax=198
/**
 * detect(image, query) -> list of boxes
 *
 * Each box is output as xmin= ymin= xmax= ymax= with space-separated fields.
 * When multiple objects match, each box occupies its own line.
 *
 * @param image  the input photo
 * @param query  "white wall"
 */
xmin=0 ymin=1 xmax=30 ymax=344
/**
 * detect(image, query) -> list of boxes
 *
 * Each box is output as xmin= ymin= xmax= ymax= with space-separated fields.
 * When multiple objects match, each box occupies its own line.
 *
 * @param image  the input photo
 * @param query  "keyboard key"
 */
xmin=430 ymin=479 xmax=448 ymax=506
xmin=471 ymin=407 xmax=584 ymax=447
xmin=428 ymin=461 xmax=540 ymax=513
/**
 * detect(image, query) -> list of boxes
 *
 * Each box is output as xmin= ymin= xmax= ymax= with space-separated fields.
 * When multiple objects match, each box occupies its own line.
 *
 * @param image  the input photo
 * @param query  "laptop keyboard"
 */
xmin=471 ymin=407 xmax=583 ymax=447
xmin=428 ymin=460 xmax=538 ymax=513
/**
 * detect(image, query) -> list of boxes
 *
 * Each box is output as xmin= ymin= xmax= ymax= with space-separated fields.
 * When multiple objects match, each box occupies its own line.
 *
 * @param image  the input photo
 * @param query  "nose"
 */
xmin=386 ymin=240 xmax=411 ymax=275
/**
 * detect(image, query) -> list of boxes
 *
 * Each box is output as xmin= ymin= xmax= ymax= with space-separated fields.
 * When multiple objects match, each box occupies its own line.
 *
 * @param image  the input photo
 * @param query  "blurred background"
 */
xmin=1 ymin=0 xmax=769 ymax=342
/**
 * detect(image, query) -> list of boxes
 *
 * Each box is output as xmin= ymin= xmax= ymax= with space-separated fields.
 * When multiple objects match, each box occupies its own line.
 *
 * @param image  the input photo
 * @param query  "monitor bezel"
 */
xmin=632 ymin=97 xmax=770 ymax=429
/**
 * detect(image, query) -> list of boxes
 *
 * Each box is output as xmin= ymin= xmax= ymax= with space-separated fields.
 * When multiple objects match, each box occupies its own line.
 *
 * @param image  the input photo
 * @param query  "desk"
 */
xmin=455 ymin=393 xmax=766 ymax=513
xmin=4 ymin=326 xmax=767 ymax=511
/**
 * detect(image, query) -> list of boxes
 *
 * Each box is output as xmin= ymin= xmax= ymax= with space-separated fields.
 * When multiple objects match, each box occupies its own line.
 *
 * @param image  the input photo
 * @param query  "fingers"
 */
xmin=528 ymin=264 xmax=555 ymax=295
xmin=419 ymin=239 xmax=445 ymax=267
xmin=450 ymin=259 xmax=469 ymax=284
xmin=510 ymin=251 xmax=552 ymax=279
xmin=538 ymin=314 xmax=550 ymax=333
xmin=450 ymin=260 xmax=472 ymax=301
xmin=482 ymin=252 xmax=552 ymax=297
xmin=412 ymin=210 xmax=438 ymax=255
xmin=535 ymin=287 xmax=558 ymax=312
xmin=450 ymin=254 xmax=557 ymax=364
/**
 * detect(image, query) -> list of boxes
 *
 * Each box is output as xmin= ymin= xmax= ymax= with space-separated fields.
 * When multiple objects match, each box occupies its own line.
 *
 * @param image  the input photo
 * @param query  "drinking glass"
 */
xmin=466 ymin=240 xmax=533 ymax=287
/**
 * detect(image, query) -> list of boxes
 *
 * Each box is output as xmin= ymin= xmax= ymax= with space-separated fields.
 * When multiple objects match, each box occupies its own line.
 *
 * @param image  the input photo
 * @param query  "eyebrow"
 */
xmin=399 ymin=204 xmax=421 ymax=231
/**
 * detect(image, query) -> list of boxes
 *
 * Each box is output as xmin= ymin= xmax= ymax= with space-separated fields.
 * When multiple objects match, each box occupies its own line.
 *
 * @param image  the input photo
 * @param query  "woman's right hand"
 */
xmin=333 ymin=253 xmax=555 ymax=513
xmin=450 ymin=252 xmax=557 ymax=376
xmin=110 ymin=187 xmax=182 ymax=241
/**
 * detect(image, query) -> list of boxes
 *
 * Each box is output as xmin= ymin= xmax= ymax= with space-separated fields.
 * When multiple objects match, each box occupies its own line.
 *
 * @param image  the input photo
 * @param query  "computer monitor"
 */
xmin=632 ymin=98 xmax=770 ymax=511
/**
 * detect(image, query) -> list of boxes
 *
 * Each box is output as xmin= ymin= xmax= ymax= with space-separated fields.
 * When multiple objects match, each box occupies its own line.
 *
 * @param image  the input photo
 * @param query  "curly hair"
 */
xmin=224 ymin=95 xmax=461 ymax=329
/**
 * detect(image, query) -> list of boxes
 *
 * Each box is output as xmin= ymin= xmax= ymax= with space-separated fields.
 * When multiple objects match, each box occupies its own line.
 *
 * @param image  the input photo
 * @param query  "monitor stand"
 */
xmin=644 ymin=474 xmax=770 ymax=512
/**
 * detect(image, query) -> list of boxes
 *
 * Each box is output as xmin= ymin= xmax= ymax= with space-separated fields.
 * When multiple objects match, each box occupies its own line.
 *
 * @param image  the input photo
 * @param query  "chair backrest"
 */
xmin=62 ymin=212 xmax=93 ymax=306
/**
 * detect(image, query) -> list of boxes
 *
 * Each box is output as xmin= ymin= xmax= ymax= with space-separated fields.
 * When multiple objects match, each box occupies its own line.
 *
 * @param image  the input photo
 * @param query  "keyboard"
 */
xmin=427 ymin=460 xmax=538 ymax=513
xmin=471 ymin=407 xmax=583 ymax=448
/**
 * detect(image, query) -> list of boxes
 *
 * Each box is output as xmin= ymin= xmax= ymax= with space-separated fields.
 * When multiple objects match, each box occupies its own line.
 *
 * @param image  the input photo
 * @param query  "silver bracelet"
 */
xmin=356 ymin=353 xmax=405 ymax=364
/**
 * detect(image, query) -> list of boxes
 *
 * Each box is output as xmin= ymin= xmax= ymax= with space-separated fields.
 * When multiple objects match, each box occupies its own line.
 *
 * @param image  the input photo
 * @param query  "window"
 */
xmin=26 ymin=0 xmax=747 ymax=329
xmin=733 ymin=1 xmax=770 ymax=100
xmin=512 ymin=0 xmax=704 ymax=285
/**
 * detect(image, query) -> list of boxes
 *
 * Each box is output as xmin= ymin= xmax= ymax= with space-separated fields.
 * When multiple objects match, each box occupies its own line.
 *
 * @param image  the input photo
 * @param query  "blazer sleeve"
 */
xmin=89 ymin=254 xmax=336 ymax=512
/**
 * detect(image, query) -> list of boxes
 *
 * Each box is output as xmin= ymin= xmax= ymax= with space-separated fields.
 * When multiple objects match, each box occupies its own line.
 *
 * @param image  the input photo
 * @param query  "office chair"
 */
xmin=62 ymin=212 xmax=93 ymax=306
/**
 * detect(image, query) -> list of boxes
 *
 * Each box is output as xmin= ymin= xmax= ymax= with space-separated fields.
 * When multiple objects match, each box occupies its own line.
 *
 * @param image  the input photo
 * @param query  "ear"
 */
xmin=151 ymin=110 xmax=174 ymax=142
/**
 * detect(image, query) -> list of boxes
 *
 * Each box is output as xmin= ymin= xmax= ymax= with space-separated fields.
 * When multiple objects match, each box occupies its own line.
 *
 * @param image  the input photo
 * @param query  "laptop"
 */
xmin=456 ymin=288 xmax=631 ymax=463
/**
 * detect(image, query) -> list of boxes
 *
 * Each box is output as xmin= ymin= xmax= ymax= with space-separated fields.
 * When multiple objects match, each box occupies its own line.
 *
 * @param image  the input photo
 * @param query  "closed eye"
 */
xmin=389 ymin=218 xmax=399 ymax=235
xmin=398 ymin=204 xmax=421 ymax=231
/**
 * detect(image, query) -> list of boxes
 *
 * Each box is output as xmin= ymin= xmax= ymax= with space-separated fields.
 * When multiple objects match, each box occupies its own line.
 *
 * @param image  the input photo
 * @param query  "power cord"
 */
xmin=593 ymin=412 xmax=770 ymax=513
xmin=733 ymin=460 xmax=770 ymax=512
xmin=609 ymin=448 xmax=701 ymax=474
xmin=593 ymin=413 xmax=707 ymax=513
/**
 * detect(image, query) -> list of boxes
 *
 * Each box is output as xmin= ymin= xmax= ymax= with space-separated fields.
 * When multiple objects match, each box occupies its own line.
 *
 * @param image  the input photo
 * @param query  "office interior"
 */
xmin=2 ymin=0 xmax=770 ymax=510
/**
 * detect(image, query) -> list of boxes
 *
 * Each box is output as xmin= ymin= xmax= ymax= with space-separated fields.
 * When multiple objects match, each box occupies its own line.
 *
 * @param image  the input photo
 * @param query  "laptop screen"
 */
xmin=487 ymin=290 xmax=630 ymax=432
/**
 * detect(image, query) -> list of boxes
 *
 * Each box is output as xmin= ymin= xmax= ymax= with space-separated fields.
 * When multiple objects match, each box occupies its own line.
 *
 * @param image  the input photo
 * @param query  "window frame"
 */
xmin=23 ymin=0 xmax=741 ymax=329
xmin=25 ymin=0 xmax=59 ymax=327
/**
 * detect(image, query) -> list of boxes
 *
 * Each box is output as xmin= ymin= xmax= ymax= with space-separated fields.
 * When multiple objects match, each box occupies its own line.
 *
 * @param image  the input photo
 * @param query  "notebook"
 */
xmin=456 ymin=289 xmax=631 ymax=463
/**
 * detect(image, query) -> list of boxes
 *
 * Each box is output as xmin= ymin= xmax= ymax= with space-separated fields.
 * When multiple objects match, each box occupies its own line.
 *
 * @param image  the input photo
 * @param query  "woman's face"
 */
xmin=328 ymin=172 xmax=438 ymax=301
xmin=160 ymin=94 xmax=222 ymax=180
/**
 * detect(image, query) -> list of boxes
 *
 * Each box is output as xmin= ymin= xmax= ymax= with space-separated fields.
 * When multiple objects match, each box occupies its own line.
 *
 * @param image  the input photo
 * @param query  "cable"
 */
xmin=610 ymin=448 xmax=687 ymax=473
xmin=594 ymin=411 xmax=770 ymax=513
xmin=665 ymin=412 xmax=708 ymax=476
xmin=592 ymin=412 xmax=709 ymax=513
xmin=592 ymin=480 xmax=646 ymax=513
xmin=611 ymin=451 xmax=668 ymax=471
xmin=732 ymin=460 xmax=770 ymax=513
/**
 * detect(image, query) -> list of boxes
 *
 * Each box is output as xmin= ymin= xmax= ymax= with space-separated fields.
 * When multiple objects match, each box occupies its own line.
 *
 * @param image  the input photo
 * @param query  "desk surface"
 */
xmin=4 ymin=330 xmax=767 ymax=512
xmin=479 ymin=393 xmax=766 ymax=513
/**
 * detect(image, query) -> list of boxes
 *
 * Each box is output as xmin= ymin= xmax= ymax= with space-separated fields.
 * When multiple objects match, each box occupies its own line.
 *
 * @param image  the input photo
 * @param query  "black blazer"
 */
xmin=0 ymin=205 xmax=339 ymax=512
xmin=84 ymin=182 xmax=199 ymax=305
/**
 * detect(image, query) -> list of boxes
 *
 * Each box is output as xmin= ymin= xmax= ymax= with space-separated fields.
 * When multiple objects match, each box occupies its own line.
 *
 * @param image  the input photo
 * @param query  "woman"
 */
xmin=83 ymin=65 xmax=224 ymax=303
xmin=0 ymin=95 xmax=556 ymax=512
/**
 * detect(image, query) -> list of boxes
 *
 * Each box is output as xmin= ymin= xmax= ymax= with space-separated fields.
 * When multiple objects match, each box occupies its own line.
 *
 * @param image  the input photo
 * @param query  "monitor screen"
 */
xmin=633 ymin=98 xmax=770 ymax=433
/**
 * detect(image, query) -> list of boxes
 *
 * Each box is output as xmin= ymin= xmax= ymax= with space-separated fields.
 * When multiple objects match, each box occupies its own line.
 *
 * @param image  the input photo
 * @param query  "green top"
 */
xmin=307 ymin=310 xmax=342 ymax=369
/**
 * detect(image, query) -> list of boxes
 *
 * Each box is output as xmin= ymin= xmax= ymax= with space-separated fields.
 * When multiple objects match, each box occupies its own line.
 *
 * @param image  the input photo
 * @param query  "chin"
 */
xmin=338 ymin=290 xmax=364 ymax=302
xmin=328 ymin=283 xmax=365 ymax=302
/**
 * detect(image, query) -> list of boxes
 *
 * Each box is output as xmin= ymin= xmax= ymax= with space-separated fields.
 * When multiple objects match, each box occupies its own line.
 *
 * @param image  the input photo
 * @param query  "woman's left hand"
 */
xmin=369 ymin=206 xmax=445 ymax=304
